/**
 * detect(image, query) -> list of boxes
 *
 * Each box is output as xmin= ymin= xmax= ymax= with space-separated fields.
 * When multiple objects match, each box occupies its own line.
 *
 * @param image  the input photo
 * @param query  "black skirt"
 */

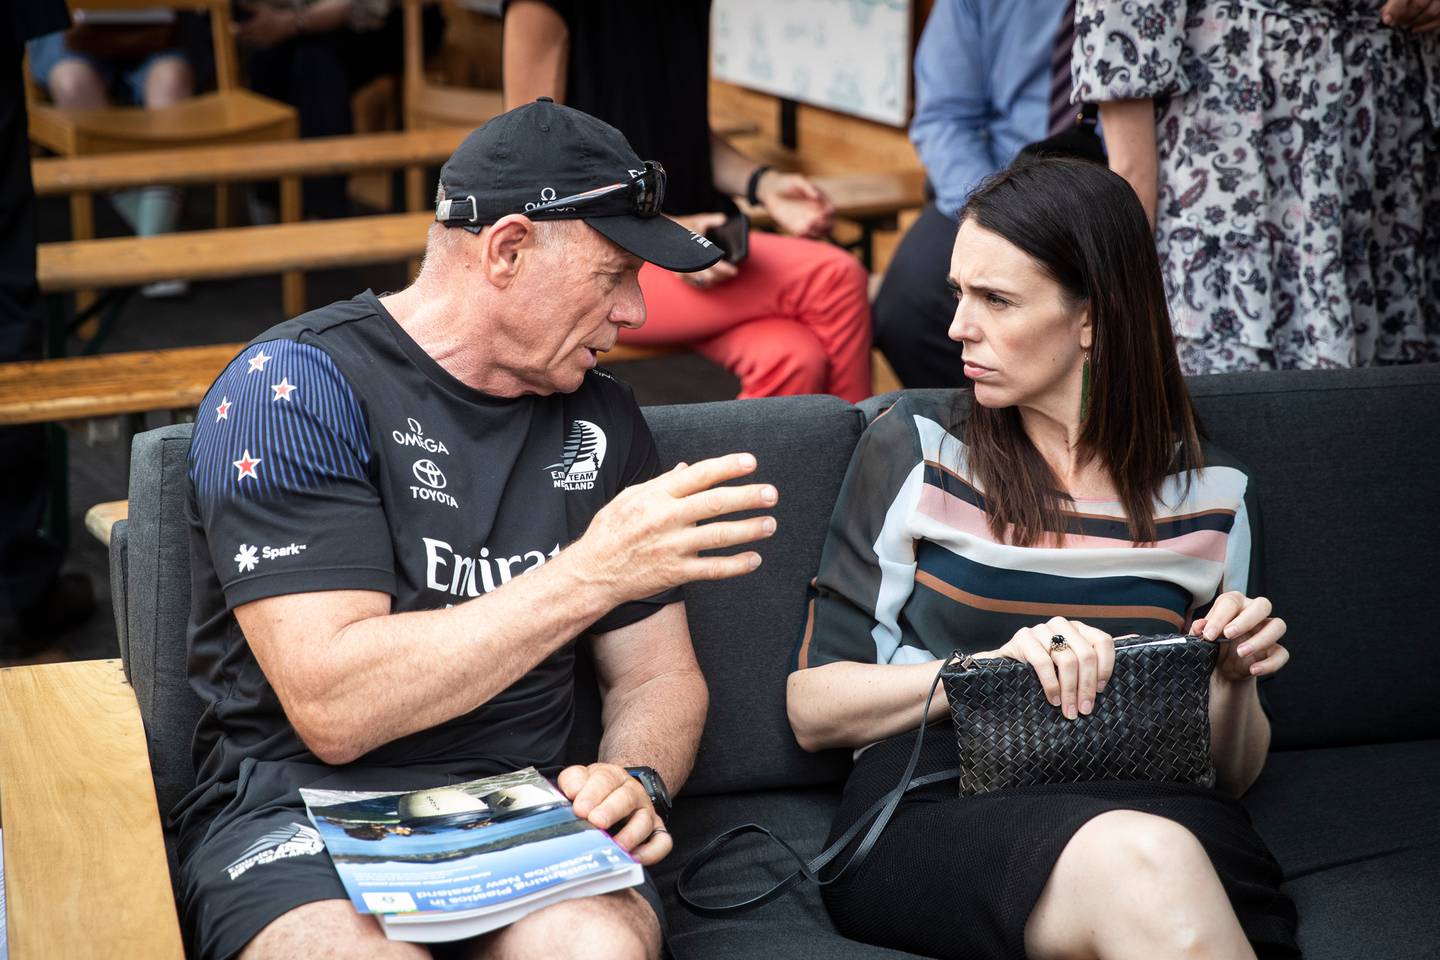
xmin=820 ymin=725 xmax=1299 ymax=960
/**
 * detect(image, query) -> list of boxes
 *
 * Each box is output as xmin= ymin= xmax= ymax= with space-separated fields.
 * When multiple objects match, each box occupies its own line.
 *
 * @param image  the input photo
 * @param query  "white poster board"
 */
xmin=712 ymin=0 xmax=911 ymax=127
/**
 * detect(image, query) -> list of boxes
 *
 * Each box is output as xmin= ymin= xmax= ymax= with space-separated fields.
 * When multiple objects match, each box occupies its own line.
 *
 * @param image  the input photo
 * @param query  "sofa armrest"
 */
xmin=0 ymin=659 xmax=184 ymax=958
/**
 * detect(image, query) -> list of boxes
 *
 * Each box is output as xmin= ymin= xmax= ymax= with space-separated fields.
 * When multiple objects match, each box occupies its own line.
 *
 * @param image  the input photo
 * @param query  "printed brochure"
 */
xmin=301 ymin=768 xmax=641 ymax=942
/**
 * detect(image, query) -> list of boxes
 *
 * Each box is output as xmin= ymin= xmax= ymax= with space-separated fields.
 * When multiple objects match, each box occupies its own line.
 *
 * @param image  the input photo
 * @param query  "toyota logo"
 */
xmin=412 ymin=459 xmax=447 ymax=489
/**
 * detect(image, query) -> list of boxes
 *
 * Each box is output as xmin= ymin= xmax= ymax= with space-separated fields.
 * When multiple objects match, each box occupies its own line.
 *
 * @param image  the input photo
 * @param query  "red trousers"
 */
xmin=627 ymin=232 xmax=873 ymax=403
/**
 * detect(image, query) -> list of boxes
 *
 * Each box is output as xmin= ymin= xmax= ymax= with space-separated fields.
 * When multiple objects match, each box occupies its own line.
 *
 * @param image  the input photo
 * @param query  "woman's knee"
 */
xmin=1071 ymin=810 xmax=1211 ymax=880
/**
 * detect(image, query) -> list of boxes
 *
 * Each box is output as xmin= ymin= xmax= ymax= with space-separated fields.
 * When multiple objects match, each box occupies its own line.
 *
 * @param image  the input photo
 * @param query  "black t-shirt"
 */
xmin=177 ymin=290 xmax=676 ymax=839
xmin=524 ymin=0 xmax=723 ymax=217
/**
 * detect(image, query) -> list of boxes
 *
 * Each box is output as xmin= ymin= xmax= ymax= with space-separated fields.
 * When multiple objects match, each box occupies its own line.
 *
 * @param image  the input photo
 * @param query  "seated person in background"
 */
xmin=27 ymin=13 xmax=193 ymax=297
xmin=176 ymin=100 xmax=778 ymax=959
xmin=236 ymin=0 xmax=442 ymax=218
xmin=873 ymin=0 xmax=1070 ymax=387
xmin=504 ymin=0 xmax=873 ymax=403
xmin=787 ymin=158 xmax=1299 ymax=959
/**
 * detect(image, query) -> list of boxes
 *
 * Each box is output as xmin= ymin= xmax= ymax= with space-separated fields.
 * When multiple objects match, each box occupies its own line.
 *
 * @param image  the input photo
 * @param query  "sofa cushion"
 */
xmin=123 ymin=423 xmax=206 ymax=881
xmin=656 ymin=787 xmax=930 ymax=960
xmin=1244 ymin=741 xmax=1440 ymax=959
xmin=1186 ymin=367 xmax=1440 ymax=748
xmin=570 ymin=396 xmax=864 ymax=796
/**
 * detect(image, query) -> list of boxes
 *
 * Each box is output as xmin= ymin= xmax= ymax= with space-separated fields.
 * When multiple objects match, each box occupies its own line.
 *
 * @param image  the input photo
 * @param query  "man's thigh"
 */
xmin=179 ymin=797 xmax=355 ymax=960
xmin=459 ymin=886 xmax=663 ymax=960
xmin=240 ymin=899 xmax=428 ymax=960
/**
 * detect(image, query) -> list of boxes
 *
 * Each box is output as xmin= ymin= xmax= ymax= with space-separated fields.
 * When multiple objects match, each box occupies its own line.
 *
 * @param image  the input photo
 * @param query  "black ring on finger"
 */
xmin=1049 ymin=634 xmax=1068 ymax=653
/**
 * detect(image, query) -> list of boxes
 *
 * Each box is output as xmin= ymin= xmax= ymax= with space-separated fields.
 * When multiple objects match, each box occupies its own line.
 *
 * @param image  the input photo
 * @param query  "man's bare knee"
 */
xmin=474 ymin=889 xmax=660 ymax=960
xmin=238 ymin=899 xmax=430 ymax=960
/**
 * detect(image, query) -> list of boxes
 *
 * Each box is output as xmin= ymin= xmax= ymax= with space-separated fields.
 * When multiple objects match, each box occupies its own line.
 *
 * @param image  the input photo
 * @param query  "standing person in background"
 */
xmin=873 ymin=0 xmax=1072 ymax=389
xmin=237 ymin=0 xmax=442 ymax=219
xmin=503 ymin=0 xmax=873 ymax=403
xmin=1 ymin=0 xmax=94 ymax=658
xmin=27 ymin=12 xmax=196 ymax=297
xmin=1075 ymin=0 xmax=1440 ymax=373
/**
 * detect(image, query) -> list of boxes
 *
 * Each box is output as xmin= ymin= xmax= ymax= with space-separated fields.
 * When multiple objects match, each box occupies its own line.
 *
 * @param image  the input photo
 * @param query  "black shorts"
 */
xmin=178 ymin=759 xmax=667 ymax=960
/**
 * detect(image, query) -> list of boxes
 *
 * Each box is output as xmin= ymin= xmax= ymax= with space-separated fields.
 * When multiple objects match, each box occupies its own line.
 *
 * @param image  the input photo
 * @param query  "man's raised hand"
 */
xmin=569 ymin=453 xmax=778 ymax=603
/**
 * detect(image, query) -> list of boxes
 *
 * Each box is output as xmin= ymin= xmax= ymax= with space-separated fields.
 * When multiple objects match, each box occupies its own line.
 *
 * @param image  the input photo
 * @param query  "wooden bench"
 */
xmin=0 ymin=658 xmax=185 ymax=958
xmin=32 ymin=126 xmax=472 ymax=318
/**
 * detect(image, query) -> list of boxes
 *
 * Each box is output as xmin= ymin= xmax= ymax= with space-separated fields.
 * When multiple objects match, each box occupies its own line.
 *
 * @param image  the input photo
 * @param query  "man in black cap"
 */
xmin=176 ymin=99 xmax=776 ymax=959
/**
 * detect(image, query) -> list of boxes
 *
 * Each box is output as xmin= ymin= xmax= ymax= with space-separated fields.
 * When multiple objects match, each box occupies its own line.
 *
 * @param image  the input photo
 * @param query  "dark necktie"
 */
xmin=1048 ymin=1 xmax=1078 ymax=135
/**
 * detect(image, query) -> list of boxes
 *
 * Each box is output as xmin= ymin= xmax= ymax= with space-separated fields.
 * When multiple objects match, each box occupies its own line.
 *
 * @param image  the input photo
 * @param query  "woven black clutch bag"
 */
xmin=677 ymin=634 xmax=1219 ymax=918
xmin=942 ymin=633 xmax=1218 ymax=795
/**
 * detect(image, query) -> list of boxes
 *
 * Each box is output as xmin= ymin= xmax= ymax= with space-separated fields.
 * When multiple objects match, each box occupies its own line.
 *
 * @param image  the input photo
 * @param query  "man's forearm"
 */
xmin=597 ymin=669 xmax=709 ymax=795
xmin=273 ymin=548 xmax=617 ymax=764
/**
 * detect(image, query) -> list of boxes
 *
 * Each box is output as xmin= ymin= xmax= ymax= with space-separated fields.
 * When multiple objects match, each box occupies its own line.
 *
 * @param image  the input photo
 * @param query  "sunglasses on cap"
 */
xmin=436 ymin=161 xmax=667 ymax=226
xmin=525 ymin=160 xmax=667 ymax=219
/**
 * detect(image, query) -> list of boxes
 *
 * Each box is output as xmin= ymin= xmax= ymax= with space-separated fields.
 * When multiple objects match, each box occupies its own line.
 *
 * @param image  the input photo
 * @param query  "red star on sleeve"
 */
xmin=232 ymin=450 xmax=262 ymax=481
xmin=271 ymin=377 xmax=298 ymax=402
xmin=216 ymin=397 xmax=232 ymax=421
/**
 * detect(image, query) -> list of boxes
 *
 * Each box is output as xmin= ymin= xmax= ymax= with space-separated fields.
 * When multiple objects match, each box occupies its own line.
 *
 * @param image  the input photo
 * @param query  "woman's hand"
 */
xmin=1191 ymin=592 xmax=1290 ymax=683
xmin=755 ymin=172 xmax=835 ymax=239
xmin=976 ymin=617 xmax=1114 ymax=720
xmin=666 ymin=212 xmax=740 ymax=291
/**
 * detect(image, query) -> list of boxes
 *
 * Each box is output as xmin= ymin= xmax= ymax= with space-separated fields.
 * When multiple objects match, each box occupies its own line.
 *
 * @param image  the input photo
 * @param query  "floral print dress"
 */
xmin=1073 ymin=0 xmax=1440 ymax=372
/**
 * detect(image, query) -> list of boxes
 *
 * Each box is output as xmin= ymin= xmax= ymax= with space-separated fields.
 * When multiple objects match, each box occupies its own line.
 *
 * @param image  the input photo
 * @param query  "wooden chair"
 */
xmin=24 ymin=0 xmax=298 ymax=310
xmin=400 ymin=0 xmax=504 ymax=213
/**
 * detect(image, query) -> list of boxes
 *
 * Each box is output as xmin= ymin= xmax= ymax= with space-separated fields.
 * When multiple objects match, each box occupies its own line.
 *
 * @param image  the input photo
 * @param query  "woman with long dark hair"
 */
xmin=787 ymin=157 xmax=1298 ymax=959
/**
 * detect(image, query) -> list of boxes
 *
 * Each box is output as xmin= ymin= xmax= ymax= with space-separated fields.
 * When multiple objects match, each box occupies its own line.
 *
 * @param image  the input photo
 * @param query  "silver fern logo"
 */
xmin=546 ymin=420 xmax=607 ymax=491
xmin=223 ymin=822 xmax=323 ymax=880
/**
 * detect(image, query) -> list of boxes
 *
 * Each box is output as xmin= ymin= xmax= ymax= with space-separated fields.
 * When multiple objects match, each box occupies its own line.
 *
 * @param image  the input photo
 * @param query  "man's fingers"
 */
xmin=629 ymin=826 xmax=673 ymax=866
xmin=556 ymin=765 xmax=588 ymax=801
xmin=610 ymin=807 xmax=657 ymax=852
xmin=586 ymin=781 xmax=647 ymax=833
xmin=682 ymin=552 xmax=764 ymax=581
xmin=674 ymin=480 xmax=778 ymax=524
xmin=674 ymin=516 xmax=777 ymax=555
xmin=569 ymin=766 xmax=626 ymax=819
xmin=661 ymin=453 xmax=758 ymax=498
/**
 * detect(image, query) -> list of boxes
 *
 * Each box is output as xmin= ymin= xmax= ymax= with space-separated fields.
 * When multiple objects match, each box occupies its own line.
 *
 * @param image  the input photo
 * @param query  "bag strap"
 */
xmin=677 ymin=659 xmax=959 ymax=917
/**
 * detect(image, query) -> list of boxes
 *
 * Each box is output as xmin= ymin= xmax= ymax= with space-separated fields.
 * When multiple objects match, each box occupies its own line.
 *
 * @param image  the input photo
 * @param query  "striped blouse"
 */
xmin=796 ymin=392 xmax=1260 ymax=669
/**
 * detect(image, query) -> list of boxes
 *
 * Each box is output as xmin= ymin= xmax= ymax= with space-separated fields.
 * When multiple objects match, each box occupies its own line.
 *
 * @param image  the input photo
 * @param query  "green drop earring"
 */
xmin=1080 ymin=352 xmax=1092 ymax=420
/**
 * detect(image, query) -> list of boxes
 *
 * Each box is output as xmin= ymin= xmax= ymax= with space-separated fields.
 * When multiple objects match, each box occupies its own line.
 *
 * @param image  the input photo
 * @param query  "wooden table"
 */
xmin=0 ymin=659 xmax=183 ymax=957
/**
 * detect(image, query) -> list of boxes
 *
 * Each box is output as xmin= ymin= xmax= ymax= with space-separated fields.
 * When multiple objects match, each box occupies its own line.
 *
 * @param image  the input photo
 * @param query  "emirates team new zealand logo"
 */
xmin=546 ymin=420 xmax=607 ymax=492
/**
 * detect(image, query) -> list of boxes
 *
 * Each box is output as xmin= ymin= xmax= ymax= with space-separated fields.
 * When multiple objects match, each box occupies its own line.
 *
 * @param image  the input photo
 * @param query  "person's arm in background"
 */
xmin=234 ymin=0 xmax=350 ymax=49
xmin=502 ymin=0 xmax=568 ymax=109
xmin=909 ymin=0 xmax=998 ymax=218
xmin=1072 ymin=0 xmax=1188 ymax=233
xmin=709 ymin=133 xmax=834 ymax=239
xmin=1097 ymin=99 xmax=1158 ymax=229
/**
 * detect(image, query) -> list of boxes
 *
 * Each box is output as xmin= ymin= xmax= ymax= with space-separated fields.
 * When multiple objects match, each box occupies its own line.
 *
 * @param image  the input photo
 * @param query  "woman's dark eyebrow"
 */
xmin=950 ymin=278 xmax=1019 ymax=299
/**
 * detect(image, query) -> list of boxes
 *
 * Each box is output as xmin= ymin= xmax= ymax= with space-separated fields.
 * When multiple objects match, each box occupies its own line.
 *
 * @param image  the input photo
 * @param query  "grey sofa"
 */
xmin=112 ymin=365 xmax=1440 ymax=959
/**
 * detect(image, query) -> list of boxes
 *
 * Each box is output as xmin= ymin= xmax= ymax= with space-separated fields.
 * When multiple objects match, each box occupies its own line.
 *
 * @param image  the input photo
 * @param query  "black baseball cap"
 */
xmin=434 ymin=98 xmax=722 ymax=273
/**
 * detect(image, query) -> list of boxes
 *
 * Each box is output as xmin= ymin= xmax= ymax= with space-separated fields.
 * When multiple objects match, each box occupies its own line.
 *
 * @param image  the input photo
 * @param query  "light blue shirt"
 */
xmin=911 ymin=0 xmax=1068 ymax=218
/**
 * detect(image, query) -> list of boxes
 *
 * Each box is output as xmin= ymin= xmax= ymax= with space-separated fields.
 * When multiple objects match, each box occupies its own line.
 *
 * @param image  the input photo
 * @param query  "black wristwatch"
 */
xmin=625 ymin=766 xmax=673 ymax=823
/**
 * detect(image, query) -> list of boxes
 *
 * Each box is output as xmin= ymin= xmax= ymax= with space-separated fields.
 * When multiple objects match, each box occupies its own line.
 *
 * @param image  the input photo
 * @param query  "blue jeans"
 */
xmin=27 ymin=30 xmax=189 ymax=105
